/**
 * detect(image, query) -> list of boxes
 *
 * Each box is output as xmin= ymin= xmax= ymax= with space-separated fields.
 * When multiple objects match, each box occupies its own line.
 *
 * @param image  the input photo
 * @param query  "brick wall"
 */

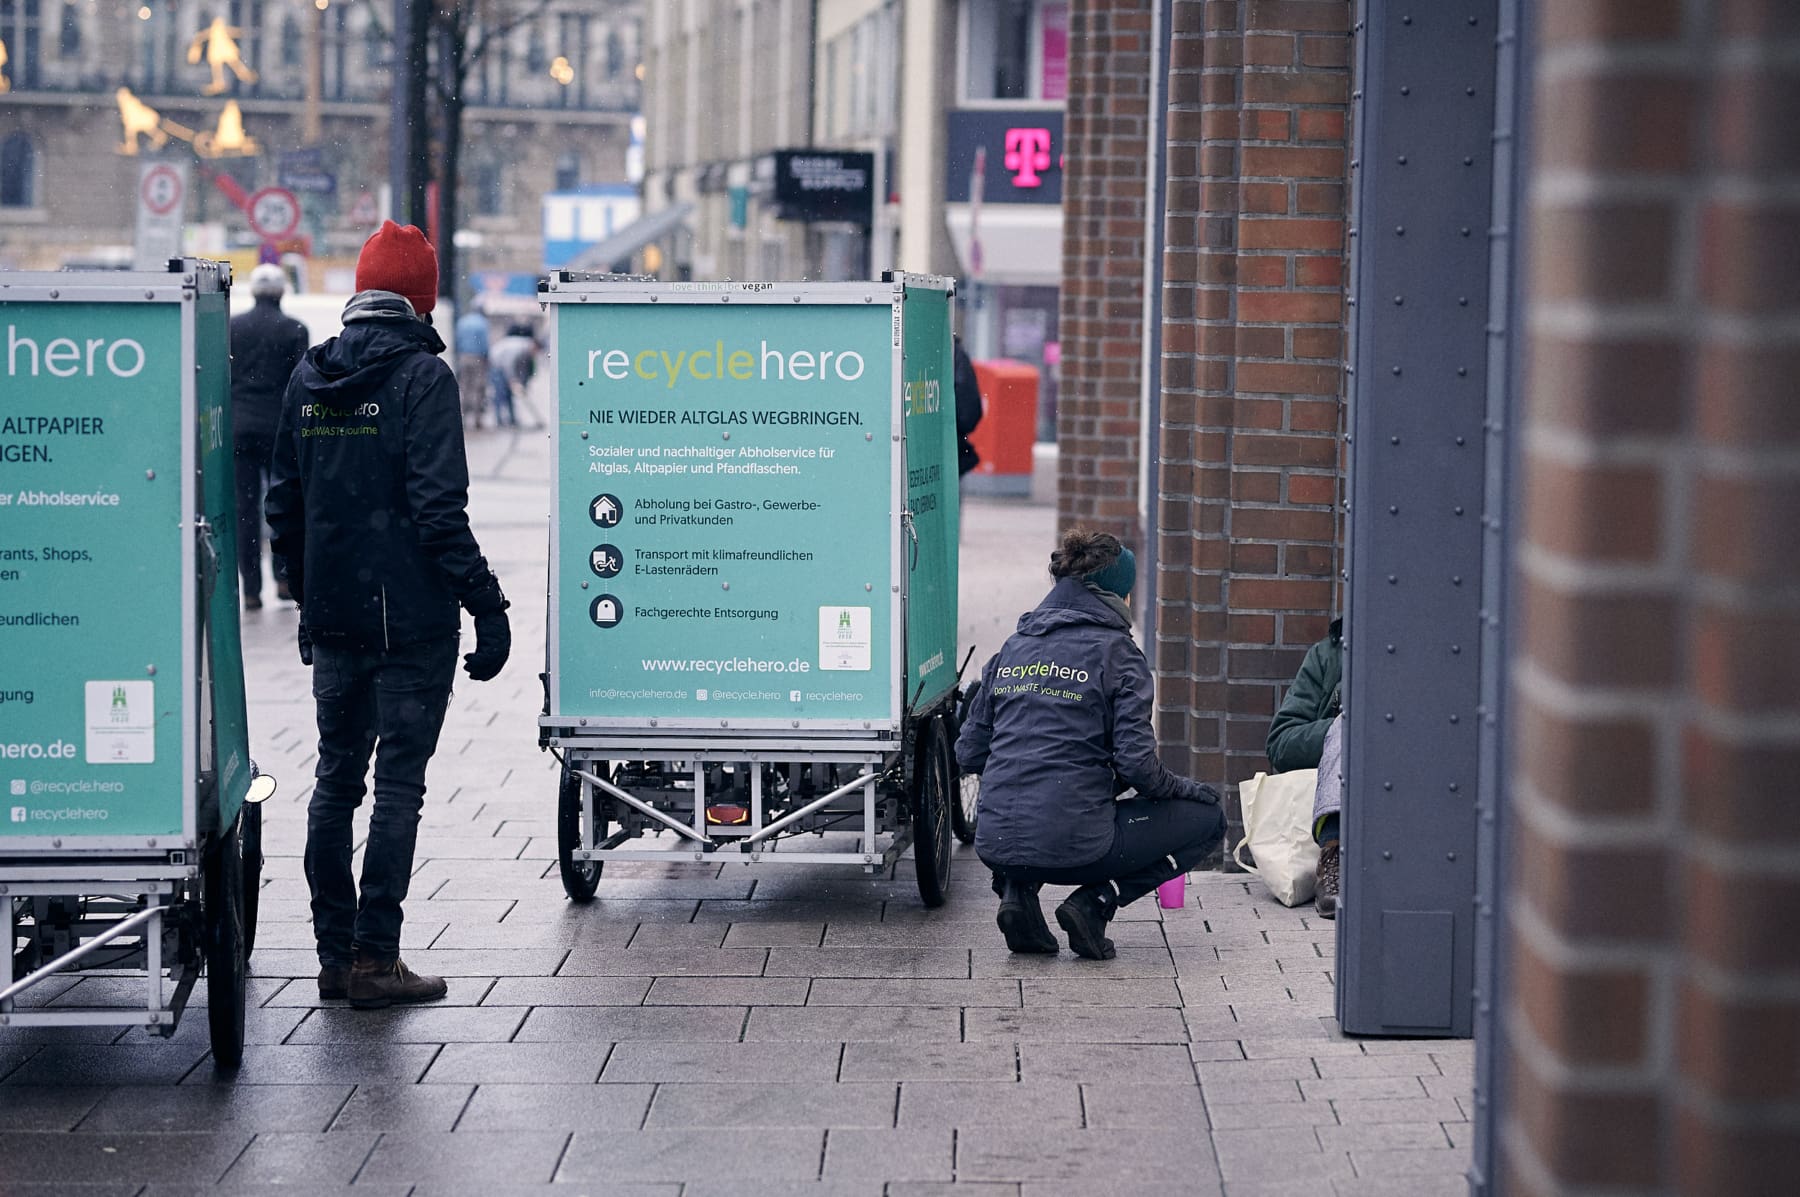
xmin=1503 ymin=0 xmax=1800 ymax=1190
xmin=1056 ymin=0 xmax=1158 ymax=544
xmin=1155 ymin=0 xmax=1350 ymax=801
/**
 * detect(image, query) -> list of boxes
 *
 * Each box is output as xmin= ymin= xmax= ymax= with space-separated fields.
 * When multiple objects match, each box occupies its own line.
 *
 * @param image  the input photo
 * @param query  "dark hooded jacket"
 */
xmin=956 ymin=576 xmax=1217 ymax=870
xmin=1265 ymin=618 xmax=1343 ymax=773
xmin=953 ymin=339 xmax=983 ymax=476
xmin=229 ymin=296 xmax=309 ymax=443
xmin=266 ymin=292 xmax=502 ymax=651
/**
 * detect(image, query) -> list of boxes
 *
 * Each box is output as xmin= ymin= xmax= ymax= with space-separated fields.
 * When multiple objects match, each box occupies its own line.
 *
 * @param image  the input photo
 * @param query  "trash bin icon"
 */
xmin=590 ymin=595 xmax=622 ymax=628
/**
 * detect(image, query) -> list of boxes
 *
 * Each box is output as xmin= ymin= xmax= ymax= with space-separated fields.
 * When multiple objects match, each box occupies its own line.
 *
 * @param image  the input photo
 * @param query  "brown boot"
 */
xmin=318 ymin=965 xmax=350 ymax=1001
xmin=348 ymin=954 xmax=448 ymax=1009
xmin=1315 ymin=840 xmax=1341 ymax=920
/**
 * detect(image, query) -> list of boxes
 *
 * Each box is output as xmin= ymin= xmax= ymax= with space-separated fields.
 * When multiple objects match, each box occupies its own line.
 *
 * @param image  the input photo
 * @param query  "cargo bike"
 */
xmin=0 ymin=262 xmax=270 ymax=1066
xmin=538 ymin=274 xmax=977 ymax=906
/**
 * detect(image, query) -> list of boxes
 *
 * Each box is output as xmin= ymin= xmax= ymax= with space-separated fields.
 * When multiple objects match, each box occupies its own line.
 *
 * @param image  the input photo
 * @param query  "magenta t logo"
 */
xmin=1003 ymin=127 xmax=1053 ymax=188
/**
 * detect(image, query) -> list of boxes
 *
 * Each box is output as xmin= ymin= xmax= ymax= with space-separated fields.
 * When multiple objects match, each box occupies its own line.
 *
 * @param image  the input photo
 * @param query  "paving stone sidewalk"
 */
xmin=0 ymin=416 xmax=1474 ymax=1195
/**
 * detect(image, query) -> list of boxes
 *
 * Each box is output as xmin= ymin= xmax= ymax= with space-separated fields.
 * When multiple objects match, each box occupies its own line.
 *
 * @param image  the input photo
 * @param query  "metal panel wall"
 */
xmin=1338 ymin=1 xmax=1500 ymax=1038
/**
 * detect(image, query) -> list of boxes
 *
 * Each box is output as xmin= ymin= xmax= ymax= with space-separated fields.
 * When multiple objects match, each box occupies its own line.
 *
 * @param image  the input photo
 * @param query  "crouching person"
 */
xmin=956 ymin=529 xmax=1223 ymax=960
xmin=268 ymin=221 xmax=512 ymax=1008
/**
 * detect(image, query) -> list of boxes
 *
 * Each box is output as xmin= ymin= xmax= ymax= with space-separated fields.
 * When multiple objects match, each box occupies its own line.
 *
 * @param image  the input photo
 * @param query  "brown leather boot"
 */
xmin=348 ymin=954 xmax=448 ymax=1009
xmin=318 ymin=965 xmax=350 ymax=1001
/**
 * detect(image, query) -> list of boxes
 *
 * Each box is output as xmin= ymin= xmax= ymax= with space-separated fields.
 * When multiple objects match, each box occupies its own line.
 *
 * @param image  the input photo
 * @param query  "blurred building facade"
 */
xmin=637 ymin=0 xmax=1066 ymax=431
xmin=0 ymin=0 xmax=640 ymax=288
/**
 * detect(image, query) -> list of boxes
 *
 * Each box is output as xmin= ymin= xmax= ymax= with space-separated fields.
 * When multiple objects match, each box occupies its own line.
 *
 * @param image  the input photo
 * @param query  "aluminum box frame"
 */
xmin=537 ymin=274 xmax=960 ymax=878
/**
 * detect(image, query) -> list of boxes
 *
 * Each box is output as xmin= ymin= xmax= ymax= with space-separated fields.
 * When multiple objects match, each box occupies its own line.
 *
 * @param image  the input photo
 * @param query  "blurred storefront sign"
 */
xmin=768 ymin=149 xmax=874 ymax=225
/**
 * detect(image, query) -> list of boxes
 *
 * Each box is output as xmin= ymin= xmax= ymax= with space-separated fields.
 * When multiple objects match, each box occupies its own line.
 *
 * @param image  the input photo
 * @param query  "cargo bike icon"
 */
xmin=538 ymin=274 xmax=977 ymax=906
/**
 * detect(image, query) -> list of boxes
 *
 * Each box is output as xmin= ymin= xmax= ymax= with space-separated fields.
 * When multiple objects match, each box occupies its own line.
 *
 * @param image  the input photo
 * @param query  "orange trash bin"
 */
xmin=966 ymin=358 xmax=1038 ymax=497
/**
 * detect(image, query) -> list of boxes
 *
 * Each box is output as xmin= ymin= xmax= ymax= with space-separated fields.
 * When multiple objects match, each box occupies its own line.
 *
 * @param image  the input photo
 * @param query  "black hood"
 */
xmin=298 ymin=317 xmax=445 ymax=403
xmin=1015 ymin=575 xmax=1130 ymax=638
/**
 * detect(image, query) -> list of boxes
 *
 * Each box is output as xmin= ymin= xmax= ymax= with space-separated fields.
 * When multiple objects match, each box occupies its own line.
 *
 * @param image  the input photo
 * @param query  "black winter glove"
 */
xmin=1186 ymin=779 xmax=1221 ymax=805
xmin=297 ymin=621 xmax=313 ymax=667
xmin=462 ymin=569 xmax=508 ymax=618
xmin=464 ymin=609 xmax=511 ymax=681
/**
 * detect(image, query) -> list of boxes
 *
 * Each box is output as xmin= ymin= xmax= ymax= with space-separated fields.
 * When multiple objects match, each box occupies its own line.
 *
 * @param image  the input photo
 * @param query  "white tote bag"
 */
xmin=1233 ymin=770 xmax=1321 ymax=907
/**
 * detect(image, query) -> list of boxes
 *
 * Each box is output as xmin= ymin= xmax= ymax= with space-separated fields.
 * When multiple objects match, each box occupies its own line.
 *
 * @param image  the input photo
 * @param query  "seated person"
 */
xmin=1265 ymin=618 xmax=1343 ymax=916
xmin=956 ymin=529 xmax=1223 ymax=960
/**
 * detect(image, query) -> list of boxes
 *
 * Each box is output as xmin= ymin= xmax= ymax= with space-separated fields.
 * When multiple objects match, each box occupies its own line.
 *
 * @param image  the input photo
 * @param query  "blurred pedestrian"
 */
xmin=954 ymin=336 xmax=984 ymax=477
xmin=267 ymin=221 xmax=512 ymax=1010
xmin=229 ymin=262 xmax=308 ymax=610
xmin=487 ymin=322 xmax=538 ymax=428
xmin=453 ymin=299 xmax=490 ymax=428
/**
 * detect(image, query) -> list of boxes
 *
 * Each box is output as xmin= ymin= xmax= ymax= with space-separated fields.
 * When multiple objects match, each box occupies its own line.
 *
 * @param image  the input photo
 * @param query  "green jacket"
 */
xmin=1266 ymin=619 xmax=1343 ymax=773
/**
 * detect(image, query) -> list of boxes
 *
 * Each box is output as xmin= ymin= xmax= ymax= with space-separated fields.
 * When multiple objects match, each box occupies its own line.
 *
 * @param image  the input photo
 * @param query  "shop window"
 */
xmin=473 ymin=161 xmax=504 ymax=217
xmin=1 ymin=132 xmax=37 ymax=208
xmin=555 ymin=152 xmax=581 ymax=192
xmin=57 ymin=1 xmax=77 ymax=57
xmin=280 ymin=14 xmax=299 ymax=67
xmin=363 ymin=14 xmax=389 ymax=70
xmin=963 ymin=0 xmax=1067 ymax=103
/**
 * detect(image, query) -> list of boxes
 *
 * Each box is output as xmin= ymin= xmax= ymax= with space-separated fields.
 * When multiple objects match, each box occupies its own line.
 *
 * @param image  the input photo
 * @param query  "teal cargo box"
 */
xmin=0 ymin=262 xmax=251 ymax=853
xmin=1 ymin=261 xmax=265 ymax=1070
xmin=542 ymin=275 xmax=959 ymax=735
xmin=537 ymin=274 xmax=971 ymax=909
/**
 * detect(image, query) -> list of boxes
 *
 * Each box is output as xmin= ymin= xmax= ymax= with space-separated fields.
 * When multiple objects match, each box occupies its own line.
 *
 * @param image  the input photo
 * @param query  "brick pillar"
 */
xmin=1503 ymin=1 xmax=1800 ymax=1191
xmin=1155 ymin=0 xmax=1350 ymax=802
xmin=1056 ymin=0 xmax=1157 ymax=544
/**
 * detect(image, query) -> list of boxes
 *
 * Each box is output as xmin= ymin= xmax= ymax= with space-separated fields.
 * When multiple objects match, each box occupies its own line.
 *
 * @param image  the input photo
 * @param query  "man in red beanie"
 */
xmin=268 ymin=221 xmax=510 ymax=1009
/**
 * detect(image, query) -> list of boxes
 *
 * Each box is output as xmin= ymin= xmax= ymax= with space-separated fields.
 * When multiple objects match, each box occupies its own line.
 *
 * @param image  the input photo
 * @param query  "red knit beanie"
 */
xmin=355 ymin=220 xmax=438 ymax=316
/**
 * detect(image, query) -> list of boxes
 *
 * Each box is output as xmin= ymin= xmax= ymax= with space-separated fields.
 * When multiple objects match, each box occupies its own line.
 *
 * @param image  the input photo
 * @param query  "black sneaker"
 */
xmin=1055 ymin=884 xmax=1118 ymax=961
xmin=243 ymin=593 xmax=263 ymax=611
xmin=997 ymin=880 xmax=1059 ymax=954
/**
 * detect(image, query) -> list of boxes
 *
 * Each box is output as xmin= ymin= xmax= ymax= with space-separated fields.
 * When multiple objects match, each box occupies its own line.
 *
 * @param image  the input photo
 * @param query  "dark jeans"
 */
xmin=1316 ymin=811 xmax=1340 ymax=847
xmin=306 ymin=637 xmax=457 ymax=966
xmin=233 ymin=435 xmax=274 ymax=598
xmin=487 ymin=366 xmax=516 ymax=425
xmin=988 ymin=797 xmax=1226 ymax=908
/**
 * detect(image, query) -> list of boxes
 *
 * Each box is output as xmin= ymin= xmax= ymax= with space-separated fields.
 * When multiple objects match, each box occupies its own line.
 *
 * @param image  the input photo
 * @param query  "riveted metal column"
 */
xmin=1469 ymin=0 xmax=1529 ymax=1186
xmin=1338 ymin=1 xmax=1499 ymax=1038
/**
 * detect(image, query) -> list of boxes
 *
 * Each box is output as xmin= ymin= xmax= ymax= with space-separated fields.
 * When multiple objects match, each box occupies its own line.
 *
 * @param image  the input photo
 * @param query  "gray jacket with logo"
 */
xmin=955 ymin=576 xmax=1217 ymax=870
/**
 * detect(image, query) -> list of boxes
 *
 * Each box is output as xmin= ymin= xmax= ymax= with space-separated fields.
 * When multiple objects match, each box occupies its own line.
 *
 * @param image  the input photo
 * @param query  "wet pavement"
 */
xmin=0 ymin=408 xmax=1473 ymax=1195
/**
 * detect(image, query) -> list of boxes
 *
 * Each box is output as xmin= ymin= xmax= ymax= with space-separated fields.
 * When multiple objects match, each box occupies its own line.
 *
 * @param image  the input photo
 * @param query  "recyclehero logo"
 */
xmin=584 ymin=340 xmax=867 ymax=389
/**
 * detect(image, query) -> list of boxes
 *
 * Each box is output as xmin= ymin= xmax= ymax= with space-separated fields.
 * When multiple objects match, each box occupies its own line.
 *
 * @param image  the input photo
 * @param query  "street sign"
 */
xmin=770 ymin=150 xmax=875 ymax=225
xmin=247 ymin=186 xmax=301 ymax=240
xmin=278 ymin=148 xmax=336 ymax=195
xmin=349 ymin=191 xmax=379 ymax=227
xmin=134 ymin=162 xmax=189 ymax=269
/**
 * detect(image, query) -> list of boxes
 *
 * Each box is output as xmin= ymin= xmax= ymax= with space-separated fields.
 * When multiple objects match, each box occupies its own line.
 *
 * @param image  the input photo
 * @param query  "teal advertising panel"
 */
xmin=196 ymin=289 xmax=251 ymax=831
xmin=552 ymin=296 xmax=898 ymax=728
xmin=0 ymin=300 xmax=187 ymax=841
xmin=900 ymin=283 xmax=959 ymax=714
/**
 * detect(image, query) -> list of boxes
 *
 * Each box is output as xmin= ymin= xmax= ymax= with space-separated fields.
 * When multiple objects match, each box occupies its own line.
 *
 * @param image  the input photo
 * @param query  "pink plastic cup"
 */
xmin=1158 ymin=874 xmax=1186 ymax=909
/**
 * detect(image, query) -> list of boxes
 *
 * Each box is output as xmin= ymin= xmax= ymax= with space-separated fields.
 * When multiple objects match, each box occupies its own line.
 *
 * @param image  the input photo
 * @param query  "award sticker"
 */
xmin=86 ymin=681 xmax=155 ymax=764
xmin=819 ymin=606 xmax=872 ymax=672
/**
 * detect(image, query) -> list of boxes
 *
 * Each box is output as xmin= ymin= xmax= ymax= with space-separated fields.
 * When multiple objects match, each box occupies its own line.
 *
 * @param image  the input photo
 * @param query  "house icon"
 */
xmin=590 ymin=494 xmax=622 ymax=527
